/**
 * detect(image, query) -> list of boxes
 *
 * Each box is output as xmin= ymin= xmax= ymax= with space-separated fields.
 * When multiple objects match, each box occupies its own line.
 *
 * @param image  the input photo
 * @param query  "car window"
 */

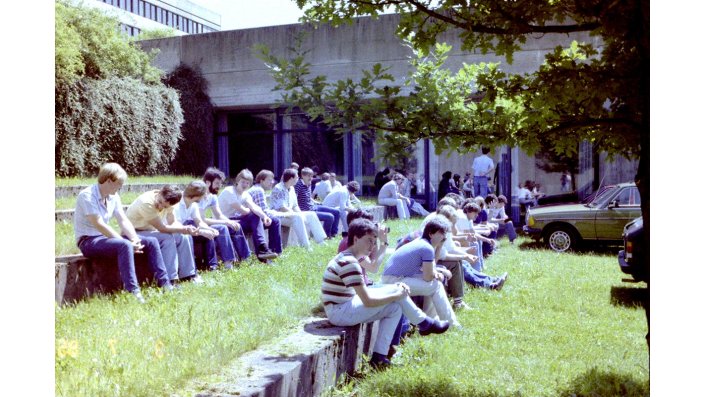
xmin=613 ymin=187 xmax=641 ymax=206
xmin=590 ymin=186 xmax=618 ymax=207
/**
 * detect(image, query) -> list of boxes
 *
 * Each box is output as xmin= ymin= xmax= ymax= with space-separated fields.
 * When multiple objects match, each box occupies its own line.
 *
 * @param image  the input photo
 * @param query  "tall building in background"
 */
xmin=77 ymin=0 xmax=221 ymax=37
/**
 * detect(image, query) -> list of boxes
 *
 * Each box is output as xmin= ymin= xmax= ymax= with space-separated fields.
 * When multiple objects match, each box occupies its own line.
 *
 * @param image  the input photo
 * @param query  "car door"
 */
xmin=594 ymin=186 xmax=642 ymax=241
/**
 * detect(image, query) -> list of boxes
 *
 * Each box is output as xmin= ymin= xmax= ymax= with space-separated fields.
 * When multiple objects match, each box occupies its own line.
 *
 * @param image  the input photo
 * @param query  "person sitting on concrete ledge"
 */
xmin=268 ymin=168 xmax=327 ymax=249
xmin=486 ymin=194 xmax=517 ymax=244
xmin=126 ymin=185 xmax=204 ymax=285
xmin=381 ymin=216 xmax=461 ymax=329
xmin=322 ymin=218 xmax=450 ymax=369
xmin=322 ymin=181 xmax=360 ymax=237
xmin=295 ymin=167 xmax=339 ymax=238
xmin=199 ymin=167 xmax=252 ymax=264
xmin=218 ymin=169 xmax=280 ymax=262
xmin=74 ymin=163 xmax=172 ymax=303
xmin=174 ymin=180 xmax=237 ymax=271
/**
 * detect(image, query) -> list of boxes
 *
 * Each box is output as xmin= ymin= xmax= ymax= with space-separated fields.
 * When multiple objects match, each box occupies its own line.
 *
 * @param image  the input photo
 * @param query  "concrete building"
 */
xmin=76 ymin=0 xmax=220 ymax=36
xmin=138 ymin=13 xmax=637 ymax=212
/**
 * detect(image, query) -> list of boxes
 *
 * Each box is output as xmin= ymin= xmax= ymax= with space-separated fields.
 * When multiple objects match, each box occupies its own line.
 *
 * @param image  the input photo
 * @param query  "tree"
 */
xmin=264 ymin=0 xmax=649 ymax=270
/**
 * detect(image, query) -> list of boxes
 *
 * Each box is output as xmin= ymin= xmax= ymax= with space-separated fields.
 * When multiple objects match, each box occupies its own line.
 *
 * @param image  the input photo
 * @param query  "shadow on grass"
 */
xmin=557 ymin=367 xmax=649 ymax=397
xmin=517 ymin=240 xmax=620 ymax=257
xmin=610 ymin=285 xmax=649 ymax=309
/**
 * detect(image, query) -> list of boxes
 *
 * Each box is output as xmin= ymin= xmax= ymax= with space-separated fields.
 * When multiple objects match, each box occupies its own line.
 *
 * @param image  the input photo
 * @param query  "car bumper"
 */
xmin=523 ymin=225 xmax=542 ymax=240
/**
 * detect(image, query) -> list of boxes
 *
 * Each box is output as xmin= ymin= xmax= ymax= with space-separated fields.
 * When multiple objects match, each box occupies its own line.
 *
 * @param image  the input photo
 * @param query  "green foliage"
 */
xmin=55 ymin=77 xmax=184 ymax=177
xmin=133 ymin=27 xmax=179 ymax=41
xmin=55 ymin=0 xmax=163 ymax=86
xmin=280 ymin=0 xmax=647 ymax=162
xmin=163 ymin=64 xmax=215 ymax=175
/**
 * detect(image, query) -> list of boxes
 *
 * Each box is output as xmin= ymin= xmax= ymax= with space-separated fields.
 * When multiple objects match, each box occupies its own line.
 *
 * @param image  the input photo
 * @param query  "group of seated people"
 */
xmin=73 ymin=163 xmax=515 ymax=370
xmin=320 ymin=189 xmax=518 ymax=369
xmin=376 ymin=171 xmax=430 ymax=219
xmin=73 ymin=162 xmax=364 ymax=303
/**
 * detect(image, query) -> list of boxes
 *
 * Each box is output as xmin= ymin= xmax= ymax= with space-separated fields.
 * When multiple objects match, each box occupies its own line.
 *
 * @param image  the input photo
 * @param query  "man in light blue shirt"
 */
xmin=73 ymin=163 xmax=171 ymax=303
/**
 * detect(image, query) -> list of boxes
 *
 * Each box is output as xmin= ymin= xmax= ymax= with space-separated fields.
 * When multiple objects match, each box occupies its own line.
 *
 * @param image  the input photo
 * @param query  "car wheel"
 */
xmin=545 ymin=226 xmax=577 ymax=252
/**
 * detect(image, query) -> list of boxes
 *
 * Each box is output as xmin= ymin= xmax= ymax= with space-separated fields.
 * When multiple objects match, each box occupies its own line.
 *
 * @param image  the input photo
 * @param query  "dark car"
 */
xmin=618 ymin=216 xmax=648 ymax=283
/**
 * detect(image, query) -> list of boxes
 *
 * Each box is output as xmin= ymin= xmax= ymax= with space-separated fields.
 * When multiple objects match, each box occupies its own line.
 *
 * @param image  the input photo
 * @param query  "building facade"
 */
xmin=138 ymin=13 xmax=637 ymax=211
xmin=77 ymin=0 xmax=220 ymax=36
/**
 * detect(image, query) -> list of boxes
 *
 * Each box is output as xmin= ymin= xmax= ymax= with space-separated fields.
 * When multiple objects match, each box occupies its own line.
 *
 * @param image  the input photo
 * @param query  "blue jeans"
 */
xmin=136 ymin=231 xmax=196 ymax=281
xmin=496 ymin=220 xmax=517 ymax=242
xmin=186 ymin=222 xmax=237 ymax=269
xmin=233 ymin=213 xmax=282 ymax=254
xmin=313 ymin=204 xmax=339 ymax=237
xmin=78 ymin=235 xmax=170 ymax=292
xmin=227 ymin=225 xmax=252 ymax=260
xmin=473 ymin=176 xmax=489 ymax=197
xmin=461 ymin=260 xmax=496 ymax=288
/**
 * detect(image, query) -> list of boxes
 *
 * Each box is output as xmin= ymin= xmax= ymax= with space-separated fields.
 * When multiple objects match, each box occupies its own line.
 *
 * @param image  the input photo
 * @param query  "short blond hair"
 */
xmin=235 ymin=169 xmax=254 ymax=183
xmin=184 ymin=180 xmax=207 ymax=199
xmin=98 ymin=163 xmax=127 ymax=184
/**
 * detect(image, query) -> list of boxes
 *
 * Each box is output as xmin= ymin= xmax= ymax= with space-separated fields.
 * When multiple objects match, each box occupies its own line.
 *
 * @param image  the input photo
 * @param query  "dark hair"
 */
xmin=422 ymin=216 xmax=451 ymax=240
xmin=462 ymin=201 xmax=481 ymax=214
xmin=254 ymin=169 xmax=274 ymax=184
xmin=159 ymin=185 xmax=182 ymax=205
xmin=497 ymin=195 xmax=508 ymax=204
xmin=184 ymin=180 xmax=207 ymax=199
xmin=442 ymin=171 xmax=452 ymax=179
xmin=482 ymin=147 xmax=490 ymax=155
xmin=485 ymin=193 xmax=497 ymax=205
xmin=203 ymin=167 xmax=225 ymax=184
xmin=347 ymin=208 xmax=374 ymax=226
xmin=347 ymin=218 xmax=377 ymax=247
xmin=346 ymin=181 xmax=360 ymax=193
xmin=282 ymin=168 xmax=298 ymax=183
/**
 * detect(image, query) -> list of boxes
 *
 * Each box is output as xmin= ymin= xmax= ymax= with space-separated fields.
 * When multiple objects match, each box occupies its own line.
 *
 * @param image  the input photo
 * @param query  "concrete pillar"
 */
xmin=343 ymin=131 xmax=362 ymax=182
xmin=511 ymin=146 xmax=521 ymax=224
xmin=215 ymin=112 xmax=229 ymax=177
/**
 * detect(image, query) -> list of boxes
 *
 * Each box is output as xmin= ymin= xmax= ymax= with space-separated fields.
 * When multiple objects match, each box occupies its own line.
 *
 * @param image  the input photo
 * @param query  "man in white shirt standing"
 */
xmin=471 ymin=147 xmax=494 ymax=197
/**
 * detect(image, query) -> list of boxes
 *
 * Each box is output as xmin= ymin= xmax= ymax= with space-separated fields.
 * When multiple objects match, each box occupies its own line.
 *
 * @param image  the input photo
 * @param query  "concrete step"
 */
xmin=55 ymin=183 xmax=188 ymax=199
xmin=191 ymin=317 xmax=379 ymax=397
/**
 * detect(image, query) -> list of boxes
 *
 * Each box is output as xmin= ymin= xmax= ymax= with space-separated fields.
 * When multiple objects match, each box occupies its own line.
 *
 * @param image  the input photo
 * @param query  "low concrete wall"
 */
xmin=192 ymin=317 xmax=378 ymax=397
xmin=55 ymin=183 xmax=188 ymax=199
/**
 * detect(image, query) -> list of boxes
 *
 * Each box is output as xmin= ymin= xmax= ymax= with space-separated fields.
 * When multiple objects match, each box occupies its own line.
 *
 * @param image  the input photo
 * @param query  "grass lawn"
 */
xmin=55 ymin=219 xmax=649 ymax=397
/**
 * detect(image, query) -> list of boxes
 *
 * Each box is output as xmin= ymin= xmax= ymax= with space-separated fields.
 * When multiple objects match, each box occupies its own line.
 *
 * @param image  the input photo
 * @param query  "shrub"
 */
xmin=55 ymin=77 xmax=184 ymax=177
xmin=163 ymin=64 xmax=215 ymax=175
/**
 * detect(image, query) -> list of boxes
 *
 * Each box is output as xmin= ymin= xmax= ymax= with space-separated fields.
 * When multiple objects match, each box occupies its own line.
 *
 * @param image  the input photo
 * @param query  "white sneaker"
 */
xmin=131 ymin=290 xmax=146 ymax=304
xmin=191 ymin=274 xmax=204 ymax=284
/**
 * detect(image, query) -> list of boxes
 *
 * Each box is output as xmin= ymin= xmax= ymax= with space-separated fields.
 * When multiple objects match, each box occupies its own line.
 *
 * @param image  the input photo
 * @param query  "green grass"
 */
xmin=55 ymin=220 xmax=649 ymax=397
xmin=326 ymin=238 xmax=650 ymax=397
xmin=55 ymin=175 xmax=197 ymax=187
xmin=54 ymin=218 xmax=419 ymax=397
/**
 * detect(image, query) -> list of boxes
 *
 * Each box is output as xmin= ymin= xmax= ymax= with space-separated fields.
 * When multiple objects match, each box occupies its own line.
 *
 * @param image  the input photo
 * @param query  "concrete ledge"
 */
xmin=55 ymin=183 xmax=188 ymax=199
xmin=192 ymin=317 xmax=378 ymax=397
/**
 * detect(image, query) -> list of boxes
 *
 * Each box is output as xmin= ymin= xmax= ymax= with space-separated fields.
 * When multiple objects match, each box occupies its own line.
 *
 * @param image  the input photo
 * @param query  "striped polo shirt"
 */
xmin=321 ymin=252 xmax=364 ymax=306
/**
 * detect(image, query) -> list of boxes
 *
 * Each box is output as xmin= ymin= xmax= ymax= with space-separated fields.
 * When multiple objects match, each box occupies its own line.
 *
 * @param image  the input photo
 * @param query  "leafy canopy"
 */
xmin=55 ymin=0 xmax=163 ymax=86
xmin=267 ymin=0 xmax=647 ymax=163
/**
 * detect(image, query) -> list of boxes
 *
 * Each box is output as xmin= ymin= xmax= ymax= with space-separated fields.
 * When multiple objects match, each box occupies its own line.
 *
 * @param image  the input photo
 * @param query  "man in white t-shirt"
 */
xmin=471 ymin=147 xmax=494 ymax=197
xmin=312 ymin=172 xmax=332 ymax=201
xmin=322 ymin=181 xmax=360 ymax=235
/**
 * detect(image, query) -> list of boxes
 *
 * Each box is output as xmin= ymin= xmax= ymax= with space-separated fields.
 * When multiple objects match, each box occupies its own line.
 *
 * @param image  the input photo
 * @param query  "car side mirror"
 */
xmin=608 ymin=200 xmax=618 ymax=209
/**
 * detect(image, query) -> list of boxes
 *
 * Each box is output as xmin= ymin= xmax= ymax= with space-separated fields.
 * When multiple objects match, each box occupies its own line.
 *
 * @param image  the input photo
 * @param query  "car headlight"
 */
xmin=528 ymin=215 xmax=535 ymax=227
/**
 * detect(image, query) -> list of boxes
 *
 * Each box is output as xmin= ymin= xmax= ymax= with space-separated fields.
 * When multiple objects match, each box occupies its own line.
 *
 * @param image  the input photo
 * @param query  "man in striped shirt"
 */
xmin=295 ymin=167 xmax=339 ymax=238
xmin=321 ymin=218 xmax=450 ymax=369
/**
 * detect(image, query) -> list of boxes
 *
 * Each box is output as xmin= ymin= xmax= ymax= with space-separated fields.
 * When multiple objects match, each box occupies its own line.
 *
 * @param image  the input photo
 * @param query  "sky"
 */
xmin=194 ymin=0 xmax=307 ymax=30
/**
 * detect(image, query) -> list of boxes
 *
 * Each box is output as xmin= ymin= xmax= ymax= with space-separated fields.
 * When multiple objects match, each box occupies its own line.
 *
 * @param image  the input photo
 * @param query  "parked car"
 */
xmin=523 ymin=182 xmax=642 ymax=252
xmin=618 ymin=216 xmax=648 ymax=283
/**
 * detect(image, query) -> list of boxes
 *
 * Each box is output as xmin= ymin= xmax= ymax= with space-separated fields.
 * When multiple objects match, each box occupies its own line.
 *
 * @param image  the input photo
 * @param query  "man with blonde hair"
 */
xmin=74 ymin=163 xmax=172 ymax=303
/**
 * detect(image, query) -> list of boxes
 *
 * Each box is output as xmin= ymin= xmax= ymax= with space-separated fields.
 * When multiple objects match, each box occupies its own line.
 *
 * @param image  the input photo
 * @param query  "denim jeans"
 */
xmin=473 ymin=176 xmax=489 ymax=197
xmin=496 ymin=220 xmax=517 ymax=241
xmin=313 ymin=204 xmax=338 ymax=237
xmin=78 ymin=235 xmax=170 ymax=292
xmin=324 ymin=289 xmax=426 ymax=355
xmin=227 ymin=225 xmax=252 ymax=260
xmin=136 ymin=231 xmax=196 ymax=281
xmin=185 ymin=221 xmax=237 ymax=269
xmin=234 ymin=213 xmax=282 ymax=254
xmin=461 ymin=260 xmax=496 ymax=288
xmin=381 ymin=275 xmax=458 ymax=327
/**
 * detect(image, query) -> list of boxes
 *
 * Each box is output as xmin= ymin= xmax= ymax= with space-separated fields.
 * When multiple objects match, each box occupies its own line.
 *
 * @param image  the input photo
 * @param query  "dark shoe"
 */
xmin=370 ymin=353 xmax=392 ymax=370
xmin=491 ymin=272 xmax=508 ymax=291
xmin=418 ymin=319 xmax=450 ymax=336
xmin=256 ymin=249 xmax=278 ymax=261
xmin=387 ymin=345 xmax=397 ymax=360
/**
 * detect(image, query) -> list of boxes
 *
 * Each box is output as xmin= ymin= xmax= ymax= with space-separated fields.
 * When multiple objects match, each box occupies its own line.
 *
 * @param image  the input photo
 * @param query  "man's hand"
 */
xmin=183 ymin=225 xmax=198 ymax=235
xmin=227 ymin=219 xmax=241 ymax=232
xmin=263 ymin=216 xmax=272 ymax=227
xmin=438 ymin=267 xmax=452 ymax=280
xmin=130 ymin=238 xmax=144 ymax=254
xmin=396 ymin=282 xmax=410 ymax=298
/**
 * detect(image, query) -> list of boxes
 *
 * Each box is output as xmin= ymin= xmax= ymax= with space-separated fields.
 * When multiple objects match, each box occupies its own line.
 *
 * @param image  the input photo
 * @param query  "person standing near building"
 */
xmin=472 ymin=147 xmax=494 ymax=197
xmin=74 ymin=163 xmax=172 ymax=303
xmin=560 ymin=171 xmax=572 ymax=192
